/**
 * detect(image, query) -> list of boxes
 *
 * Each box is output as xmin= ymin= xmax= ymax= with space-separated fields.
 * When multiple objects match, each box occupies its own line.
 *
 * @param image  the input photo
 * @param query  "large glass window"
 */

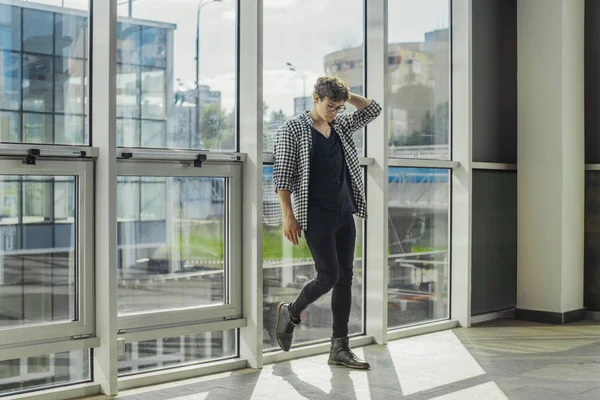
xmin=263 ymin=0 xmax=365 ymax=155
xmin=118 ymin=330 xmax=236 ymax=376
xmin=0 ymin=175 xmax=76 ymax=329
xmin=387 ymin=0 xmax=450 ymax=160
xmin=0 ymin=2 xmax=89 ymax=146
xmin=262 ymin=166 xmax=364 ymax=350
xmin=116 ymin=1 xmax=236 ymax=151
xmin=0 ymin=351 xmax=90 ymax=397
xmin=387 ymin=167 xmax=450 ymax=328
xmin=117 ymin=176 xmax=226 ymax=315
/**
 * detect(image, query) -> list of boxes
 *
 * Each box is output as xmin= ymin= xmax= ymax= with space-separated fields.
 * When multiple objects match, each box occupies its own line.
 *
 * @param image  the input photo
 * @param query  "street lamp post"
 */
xmin=196 ymin=0 xmax=222 ymax=148
xmin=286 ymin=62 xmax=307 ymax=112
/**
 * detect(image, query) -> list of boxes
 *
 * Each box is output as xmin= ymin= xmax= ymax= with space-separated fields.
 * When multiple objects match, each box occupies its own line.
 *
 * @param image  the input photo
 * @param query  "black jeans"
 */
xmin=288 ymin=205 xmax=356 ymax=338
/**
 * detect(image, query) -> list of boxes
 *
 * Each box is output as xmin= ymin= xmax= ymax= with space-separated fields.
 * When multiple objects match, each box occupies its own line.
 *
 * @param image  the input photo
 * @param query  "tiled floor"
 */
xmin=85 ymin=319 xmax=600 ymax=399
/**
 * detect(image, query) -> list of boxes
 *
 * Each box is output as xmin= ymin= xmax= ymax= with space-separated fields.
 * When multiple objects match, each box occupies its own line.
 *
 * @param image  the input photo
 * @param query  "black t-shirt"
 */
xmin=308 ymin=126 xmax=358 ymax=212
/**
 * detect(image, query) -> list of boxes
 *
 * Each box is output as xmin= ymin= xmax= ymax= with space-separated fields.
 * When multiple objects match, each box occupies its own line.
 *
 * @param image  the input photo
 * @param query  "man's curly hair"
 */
xmin=313 ymin=76 xmax=350 ymax=102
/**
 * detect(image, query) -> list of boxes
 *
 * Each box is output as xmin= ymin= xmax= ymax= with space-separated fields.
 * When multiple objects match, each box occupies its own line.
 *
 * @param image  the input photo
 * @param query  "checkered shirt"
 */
xmin=273 ymin=100 xmax=382 ymax=231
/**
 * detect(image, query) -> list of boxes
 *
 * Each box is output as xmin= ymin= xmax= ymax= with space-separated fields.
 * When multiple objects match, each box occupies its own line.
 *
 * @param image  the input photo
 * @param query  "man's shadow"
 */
xmin=272 ymin=361 xmax=357 ymax=400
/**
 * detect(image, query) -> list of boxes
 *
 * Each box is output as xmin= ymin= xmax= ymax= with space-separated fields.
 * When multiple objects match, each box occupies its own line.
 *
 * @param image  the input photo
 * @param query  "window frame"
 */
xmin=0 ymin=158 xmax=94 ymax=346
xmin=116 ymin=160 xmax=243 ymax=332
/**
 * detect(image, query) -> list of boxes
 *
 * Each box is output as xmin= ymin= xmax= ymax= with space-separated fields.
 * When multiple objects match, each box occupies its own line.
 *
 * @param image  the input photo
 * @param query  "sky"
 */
xmin=10 ymin=0 xmax=449 ymax=115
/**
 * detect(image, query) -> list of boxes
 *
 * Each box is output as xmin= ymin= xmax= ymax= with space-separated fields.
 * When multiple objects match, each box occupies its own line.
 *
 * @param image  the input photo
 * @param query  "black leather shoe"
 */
xmin=275 ymin=303 xmax=297 ymax=351
xmin=328 ymin=337 xmax=370 ymax=369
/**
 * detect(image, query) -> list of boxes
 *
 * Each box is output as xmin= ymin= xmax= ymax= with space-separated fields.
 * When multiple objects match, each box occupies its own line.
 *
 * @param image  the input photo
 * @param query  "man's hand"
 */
xmin=283 ymin=214 xmax=302 ymax=245
xmin=347 ymin=92 xmax=372 ymax=110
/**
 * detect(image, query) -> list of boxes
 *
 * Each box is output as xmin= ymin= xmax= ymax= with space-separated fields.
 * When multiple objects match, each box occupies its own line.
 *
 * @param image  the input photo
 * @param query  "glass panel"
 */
xmin=263 ymin=0 xmax=365 ymax=155
xmin=27 ymin=355 xmax=50 ymax=374
xmin=118 ymin=330 xmax=236 ymax=376
xmin=0 ymin=111 xmax=20 ymax=143
xmin=118 ymin=1 xmax=236 ymax=151
xmin=387 ymin=0 xmax=450 ymax=160
xmin=0 ymin=351 xmax=90 ymax=397
xmin=0 ymin=176 xmax=77 ymax=328
xmin=0 ymin=51 xmax=20 ymax=110
xmin=23 ymin=9 xmax=53 ymax=55
xmin=387 ymin=167 xmax=450 ymax=329
xmin=23 ymin=54 xmax=53 ymax=113
xmin=54 ymin=177 xmax=75 ymax=222
xmin=117 ymin=63 xmax=140 ymax=120
xmin=0 ymin=5 xmax=21 ymax=52
xmin=141 ymin=120 xmax=166 ymax=148
xmin=55 ymin=114 xmax=84 ymax=145
xmin=261 ymin=166 xmax=364 ymax=350
xmin=54 ymin=13 xmax=87 ymax=59
xmin=0 ymin=359 xmax=20 ymax=379
xmin=55 ymin=57 xmax=85 ymax=115
xmin=141 ymin=27 xmax=167 ymax=69
xmin=141 ymin=68 xmax=165 ymax=120
xmin=117 ymin=118 xmax=140 ymax=148
xmin=117 ymin=177 xmax=226 ymax=315
xmin=140 ymin=177 xmax=166 ymax=221
xmin=23 ymin=177 xmax=53 ymax=224
xmin=23 ymin=112 xmax=52 ymax=143
xmin=117 ymin=22 xmax=141 ymax=65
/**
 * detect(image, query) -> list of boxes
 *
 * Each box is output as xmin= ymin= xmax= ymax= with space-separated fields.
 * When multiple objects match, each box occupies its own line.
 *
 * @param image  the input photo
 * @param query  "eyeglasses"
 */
xmin=320 ymin=98 xmax=346 ymax=113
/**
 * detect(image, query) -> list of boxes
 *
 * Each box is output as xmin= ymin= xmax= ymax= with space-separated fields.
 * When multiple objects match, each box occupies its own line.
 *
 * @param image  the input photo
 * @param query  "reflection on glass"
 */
xmin=261 ymin=166 xmax=364 ymax=350
xmin=0 ymin=4 xmax=21 ymax=51
xmin=141 ymin=120 xmax=166 ymax=148
xmin=115 ymin=2 xmax=236 ymax=151
xmin=0 ymin=111 xmax=20 ymax=143
xmin=118 ymin=330 xmax=237 ymax=376
xmin=117 ymin=119 xmax=140 ymax=148
xmin=0 ymin=351 xmax=90 ymax=397
xmin=23 ymin=9 xmax=53 ymax=55
xmin=117 ymin=63 xmax=140 ymax=120
xmin=54 ymin=58 xmax=85 ymax=115
xmin=23 ymin=54 xmax=53 ymax=113
xmin=0 ymin=51 xmax=20 ymax=110
xmin=23 ymin=113 xmax=52 ymax=143
xmin=263 ymin=0 xmax=365 ymax=155
xmin=117 ymin=23 xmax=141 ymax=65
xmin=141 ymin=27 xmax=167 ymax=68
xmin=387 ymin=0 xmax=450 ymax=160
xmin=54 ymin=13 xmax=87 ymax=59
xmin=55 ymin=115 xmax=84 ymax=145
xmin=117 ymin=176 xmax=226 ymax=315
xmin=0 ymin=176 xmax=77 ymax=329
xmin=141 ymin=68 xmax=166 ymax=119
xmin=387 ymin=167 xmax=450 ymax=328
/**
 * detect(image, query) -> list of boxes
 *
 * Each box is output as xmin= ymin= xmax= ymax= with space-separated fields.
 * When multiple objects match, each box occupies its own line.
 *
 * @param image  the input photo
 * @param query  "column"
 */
xmin=516 ymin=0 xmax=584 ymax=324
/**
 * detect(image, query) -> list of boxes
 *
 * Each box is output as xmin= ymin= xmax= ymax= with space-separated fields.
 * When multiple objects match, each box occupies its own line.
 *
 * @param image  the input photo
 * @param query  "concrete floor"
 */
xmin=87 ymin=319 xmax=600 ymax=399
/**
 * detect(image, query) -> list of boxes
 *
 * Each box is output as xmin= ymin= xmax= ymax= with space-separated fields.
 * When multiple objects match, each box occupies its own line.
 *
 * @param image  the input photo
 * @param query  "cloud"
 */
xmin=202 ymin=68 xmax=322 ymax=117
xmin=221 ymin=10 xmax=235 ymax=21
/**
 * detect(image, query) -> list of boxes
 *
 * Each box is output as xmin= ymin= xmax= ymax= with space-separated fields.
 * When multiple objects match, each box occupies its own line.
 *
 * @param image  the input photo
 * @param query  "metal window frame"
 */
xmin=115 ymin=160 xmax=243 ymax=332
xmin=0 ymin=158 xmax=94 ymax=346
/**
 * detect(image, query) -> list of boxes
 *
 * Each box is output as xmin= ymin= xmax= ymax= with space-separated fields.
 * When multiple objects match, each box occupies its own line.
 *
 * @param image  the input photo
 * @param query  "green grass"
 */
xmin=164 ymin=222 xmax=366 ymax=262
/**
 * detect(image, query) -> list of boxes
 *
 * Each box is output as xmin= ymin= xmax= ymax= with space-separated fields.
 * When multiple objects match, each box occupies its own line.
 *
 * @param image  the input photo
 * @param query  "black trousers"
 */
xmin=288 ymin=205 xmax=356 ymax=338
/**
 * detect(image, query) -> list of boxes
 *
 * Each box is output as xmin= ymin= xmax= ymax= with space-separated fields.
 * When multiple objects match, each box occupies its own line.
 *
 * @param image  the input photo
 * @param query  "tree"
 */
xmin=200 ymin=103 xmax=225 ymax=141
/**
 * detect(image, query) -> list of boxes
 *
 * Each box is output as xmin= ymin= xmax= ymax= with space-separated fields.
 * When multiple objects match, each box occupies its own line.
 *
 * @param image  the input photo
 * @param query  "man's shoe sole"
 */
xmin=327 ymin=360 xmax=370 ymax=370
xmin=275 ymin=302 xmax=289 ymax=352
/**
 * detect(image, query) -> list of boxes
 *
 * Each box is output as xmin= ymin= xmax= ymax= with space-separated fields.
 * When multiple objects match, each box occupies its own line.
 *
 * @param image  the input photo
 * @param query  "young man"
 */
xmin=272 ymin=76 xmax=382 ymax=369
